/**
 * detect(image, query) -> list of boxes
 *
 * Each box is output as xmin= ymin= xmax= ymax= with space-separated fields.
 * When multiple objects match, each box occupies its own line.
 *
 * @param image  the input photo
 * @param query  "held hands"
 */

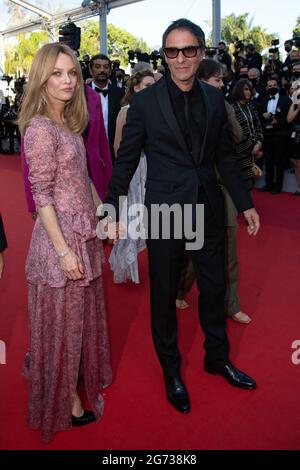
xmin=59 ymin=249 xmax=85 ymax=280
xmin=97 ymin=219 xmax=125 ymax=244
xmin=96 ymin=203 xmax=126 ymax=244
xmin=243 ymin=208 xmax=260 ymax=236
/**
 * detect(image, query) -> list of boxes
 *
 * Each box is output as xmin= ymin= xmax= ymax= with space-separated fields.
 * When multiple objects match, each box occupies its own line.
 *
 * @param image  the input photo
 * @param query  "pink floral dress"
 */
xmin=23 ymin=116 xmax=112 ymax=442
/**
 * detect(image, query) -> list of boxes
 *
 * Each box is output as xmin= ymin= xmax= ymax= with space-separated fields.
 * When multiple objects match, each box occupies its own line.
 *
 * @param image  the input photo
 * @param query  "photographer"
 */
xmin=287 ymin=80 xmax=300 ymax=195
xmin=260 ymin=76 xmax=292 ymax=194
xmin=233 ymin=39 xmax=246 ymax=75
xmin=80 ymin=54 xmax=91 ymax=81
xmin=283 ymin=40 xmax=294 ymax=69
xmin=245 ymin=44 xmax=263 ymax=72
xmin=217 ymin=41 xmax=232 ymax=71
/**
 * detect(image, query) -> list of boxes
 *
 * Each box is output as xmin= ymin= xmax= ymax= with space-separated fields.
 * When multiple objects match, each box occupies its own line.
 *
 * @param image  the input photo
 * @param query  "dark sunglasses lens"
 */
xmin=164 ymin=48 xmax=178 ymax=58
xmin=183 ymin=47 xmax=199 ymax=57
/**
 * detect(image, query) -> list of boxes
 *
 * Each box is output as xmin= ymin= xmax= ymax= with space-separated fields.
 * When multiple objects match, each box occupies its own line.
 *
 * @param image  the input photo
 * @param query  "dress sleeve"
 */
xmin=24 ymin=118 xmax=58 ymax=209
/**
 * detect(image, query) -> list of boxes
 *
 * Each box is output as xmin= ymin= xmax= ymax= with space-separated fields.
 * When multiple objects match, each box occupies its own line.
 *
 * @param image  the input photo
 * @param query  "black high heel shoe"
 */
xmin=71 ymin=409 xmax=96 ymax=427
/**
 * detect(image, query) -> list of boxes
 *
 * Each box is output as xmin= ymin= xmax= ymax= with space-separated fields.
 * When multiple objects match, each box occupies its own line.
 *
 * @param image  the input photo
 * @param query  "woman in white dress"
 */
xmin=109 ymin=70 xmax=155 ymax=283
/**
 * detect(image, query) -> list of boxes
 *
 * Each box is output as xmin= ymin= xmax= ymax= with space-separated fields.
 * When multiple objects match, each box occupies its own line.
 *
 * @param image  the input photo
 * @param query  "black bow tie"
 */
xmin=268 ymin=96 xmax=276 ymax=100
xmin=95 ymin=87 xmax=108 ymax=97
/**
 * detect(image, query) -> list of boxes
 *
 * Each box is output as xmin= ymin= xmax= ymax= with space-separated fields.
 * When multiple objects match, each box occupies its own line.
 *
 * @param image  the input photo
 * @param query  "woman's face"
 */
xmin=134 ymin=75 xmax=155 ymax=93
xmin=45 ymin=53 xmax=78 ymax=105
xmin=203 ymin=73 xmax=224 ymax=90
xmin=243 ymin=84 xmax=252 ymax=101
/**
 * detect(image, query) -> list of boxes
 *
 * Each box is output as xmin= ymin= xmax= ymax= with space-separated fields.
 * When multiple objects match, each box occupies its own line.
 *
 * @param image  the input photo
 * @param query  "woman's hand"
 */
xmin=252 ymin=142 xmax=262 ymax=156
xmin=59 ymin=250 xmax=85 ymax=280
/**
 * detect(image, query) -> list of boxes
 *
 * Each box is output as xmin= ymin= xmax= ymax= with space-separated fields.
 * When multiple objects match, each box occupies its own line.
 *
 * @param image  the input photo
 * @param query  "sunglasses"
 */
xmin=163 ymin=46 xmax=201 ymax=59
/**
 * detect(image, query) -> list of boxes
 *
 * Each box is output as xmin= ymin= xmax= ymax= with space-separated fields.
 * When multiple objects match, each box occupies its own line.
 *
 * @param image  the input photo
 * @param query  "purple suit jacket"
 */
xmin=21 ymin=85 xmax=112 ymax=212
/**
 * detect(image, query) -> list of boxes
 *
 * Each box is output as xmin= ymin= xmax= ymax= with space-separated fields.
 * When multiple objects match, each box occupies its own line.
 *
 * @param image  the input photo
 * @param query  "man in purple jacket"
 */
xmin=21 ymin=85 xmax=112 ymax=213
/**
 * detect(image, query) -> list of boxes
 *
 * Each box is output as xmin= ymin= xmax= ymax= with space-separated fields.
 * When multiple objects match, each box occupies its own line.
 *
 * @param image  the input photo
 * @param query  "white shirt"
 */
xmin=267 ymin=92 xmax=280 ymax=115
xmin=92 ymin=81 xmax=109 ymax=138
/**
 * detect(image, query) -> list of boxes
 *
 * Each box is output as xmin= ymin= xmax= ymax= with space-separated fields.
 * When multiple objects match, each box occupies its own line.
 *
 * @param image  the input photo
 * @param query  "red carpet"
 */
xmin=0 ymin=154 xmax=300 ymax=450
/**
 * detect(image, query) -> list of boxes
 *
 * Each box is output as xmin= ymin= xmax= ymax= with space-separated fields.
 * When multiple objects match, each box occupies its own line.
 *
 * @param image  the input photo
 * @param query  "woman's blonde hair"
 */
xmin=18 ymin=43 xmax=88 ymax=136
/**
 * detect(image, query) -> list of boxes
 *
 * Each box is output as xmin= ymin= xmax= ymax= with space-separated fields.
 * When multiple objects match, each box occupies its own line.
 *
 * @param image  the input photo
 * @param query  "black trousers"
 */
xmin=264 ymin=134 xmax=287 ymax=191
xmin=146 ymin=194 xmax=229 ymax=376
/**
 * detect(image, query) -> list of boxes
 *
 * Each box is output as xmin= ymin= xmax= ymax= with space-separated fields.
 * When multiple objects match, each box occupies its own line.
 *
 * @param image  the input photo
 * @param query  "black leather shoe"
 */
xmin=164 ymin=374 xmax=191 ymax=414
xmin=204 ymin=362 xmax=256 ymax=390
xmin=71 ymin=409 xmax=96 ymax=426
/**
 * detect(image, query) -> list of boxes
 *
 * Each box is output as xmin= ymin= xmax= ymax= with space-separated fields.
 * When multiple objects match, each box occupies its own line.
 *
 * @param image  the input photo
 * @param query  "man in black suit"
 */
xmin=89 ymin=54 xmax=124 ymax=162
xmin=0 ymin=214 xmax=7 ymax=279
xmin=101 ymin=19 xmax=260 ymax=413
xmin=260 ymin=77 xmax=292 ymax=193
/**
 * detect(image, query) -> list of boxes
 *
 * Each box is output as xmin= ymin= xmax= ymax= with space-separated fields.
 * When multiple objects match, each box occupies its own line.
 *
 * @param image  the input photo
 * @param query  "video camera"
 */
xmin=205 ymin=47 xmax=218 ymax=58
xmin=233 ymin=39 xmax=245 ymax=58
xmin=1 ymin=75 xmax=13 ymax=85
xmin=127 ymin=49 xmax=162 ymax=70
xmin=269 ymin=38 xmax=280 ymax=54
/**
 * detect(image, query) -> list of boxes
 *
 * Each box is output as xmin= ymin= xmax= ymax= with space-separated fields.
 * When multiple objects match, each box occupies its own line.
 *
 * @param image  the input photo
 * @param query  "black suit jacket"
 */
xmin=0 ymin=214 xmax=7 ymax=252
xmin=260 ymin=95 xmax=291 ymax=135
xmin=107 ymin=84 xmax=124 ymax=161
xmin=105 ymin=76 xmax=252 ymax=226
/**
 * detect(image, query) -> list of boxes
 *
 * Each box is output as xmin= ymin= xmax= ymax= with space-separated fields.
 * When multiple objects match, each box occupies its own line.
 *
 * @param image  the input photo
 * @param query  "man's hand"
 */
xmin=243 ymin=208 xmax=260 ymax=236
xmin=96 ymin=218 xmax=127 ymax=244
xmin=0 ymin=253 xmax=4 ymax=279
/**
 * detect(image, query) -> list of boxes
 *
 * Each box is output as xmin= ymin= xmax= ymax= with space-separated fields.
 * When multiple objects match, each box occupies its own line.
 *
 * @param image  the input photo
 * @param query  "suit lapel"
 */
xmin=108 ymin=84 xmax=113 ymax=131
xmin=196 ymin=80 xmax=209 ymax=164
xmin=156 ymin=78 xmax=190 ymax=156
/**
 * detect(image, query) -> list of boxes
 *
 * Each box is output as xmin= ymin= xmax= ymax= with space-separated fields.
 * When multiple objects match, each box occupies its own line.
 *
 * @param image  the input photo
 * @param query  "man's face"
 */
xmin=239 ymin=67 xmax=249 ymax=78
xmin=90 ymin=59 xmax=111 ymax=84
xmin=293 ymin=64 xmax=300 ymax=75
xmin=248 ymin=70 xmax=259 ymax=80
xmin=266 ymin=80 xmax=278 ymax=94
xmin=164 ymin=28 xmax=204 ymax=89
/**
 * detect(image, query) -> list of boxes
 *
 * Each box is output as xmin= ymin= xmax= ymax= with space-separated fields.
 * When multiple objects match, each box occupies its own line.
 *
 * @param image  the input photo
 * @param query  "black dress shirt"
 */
xmin=166 ymin=72 xmax=205 ymax=163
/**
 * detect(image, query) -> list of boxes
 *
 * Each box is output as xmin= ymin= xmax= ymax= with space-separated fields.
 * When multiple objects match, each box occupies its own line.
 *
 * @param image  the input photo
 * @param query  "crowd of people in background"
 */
xmin=0 ymin=20 xmax=300 ymax=443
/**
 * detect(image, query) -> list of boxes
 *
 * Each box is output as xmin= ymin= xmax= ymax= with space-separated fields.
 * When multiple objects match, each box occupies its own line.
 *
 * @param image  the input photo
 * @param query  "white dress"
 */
xmin=109 ymin=141 xmax=147 ymax=283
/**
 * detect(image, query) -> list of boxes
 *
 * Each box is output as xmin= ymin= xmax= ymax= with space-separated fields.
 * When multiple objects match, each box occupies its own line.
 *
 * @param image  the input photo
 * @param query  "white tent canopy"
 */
xmin=0 ymin=0 xmax=222 ymax=74
xmin=0 ymin=0 xmax=144 ymax=72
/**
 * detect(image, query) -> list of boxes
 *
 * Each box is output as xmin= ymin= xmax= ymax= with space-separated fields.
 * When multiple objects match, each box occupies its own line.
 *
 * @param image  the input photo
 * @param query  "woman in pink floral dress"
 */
xmin=18 ymin=43 xmax=112 ymax=442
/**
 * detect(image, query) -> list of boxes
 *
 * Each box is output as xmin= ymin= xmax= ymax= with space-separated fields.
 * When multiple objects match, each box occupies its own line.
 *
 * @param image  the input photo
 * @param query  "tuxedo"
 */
xmin=105 ymin=75 xmax=253 ymax=374
xmin=0 ymin=214 xmax=7 ymax=252
xmin=260 ymin=94 xmax=291 ymax=191
xmin=90 ymin=82 xmax=124 ymax=162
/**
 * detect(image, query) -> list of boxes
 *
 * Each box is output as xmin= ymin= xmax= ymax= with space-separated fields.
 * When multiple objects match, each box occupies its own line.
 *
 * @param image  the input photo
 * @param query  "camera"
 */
xmin=272 ymin=39 xmax=280 ymax=46
xmin=1 ymin=75 xmax=13 ymax=84
xmin=127 ymin=49 xmax=162 ymax=70
xmin=233 ymin=39 xmax=245 ymax=59
xmin=293 ymin=35 xmax=300 ymax=48
xmin=205 ymin=47 xmax=217 ymax=58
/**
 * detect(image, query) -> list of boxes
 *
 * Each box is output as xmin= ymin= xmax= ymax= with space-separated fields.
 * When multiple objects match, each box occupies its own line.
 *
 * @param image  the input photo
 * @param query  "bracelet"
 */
xmin=57 ymin=248 xmax=70 ymax=258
